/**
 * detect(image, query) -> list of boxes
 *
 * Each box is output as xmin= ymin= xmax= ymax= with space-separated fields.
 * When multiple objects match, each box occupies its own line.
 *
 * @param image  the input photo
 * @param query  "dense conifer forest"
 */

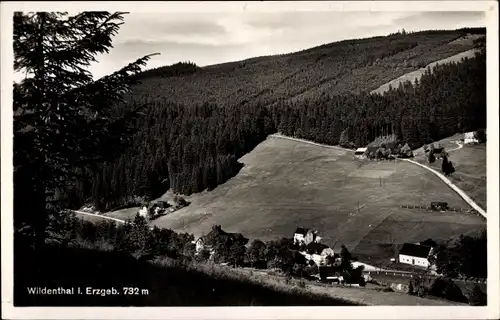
xmin=271 ymin=50 xmax=486 ymax=148
xmin=66 ymin=48 xmax=485 ymax=212
xmin=53 ymin=27 xmax=486 ymax=212
xmin=129 ymin=28 xmax=484 ymax=107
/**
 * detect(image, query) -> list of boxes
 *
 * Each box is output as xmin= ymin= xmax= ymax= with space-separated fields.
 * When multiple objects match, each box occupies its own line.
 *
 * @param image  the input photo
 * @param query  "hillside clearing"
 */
xmin=150 ymin=135 xmax=485 ymax=257
xmin=370 ymin=48 xmax=481 ymax=95
xmin=132 ymin=30 xmax=481 ymax=107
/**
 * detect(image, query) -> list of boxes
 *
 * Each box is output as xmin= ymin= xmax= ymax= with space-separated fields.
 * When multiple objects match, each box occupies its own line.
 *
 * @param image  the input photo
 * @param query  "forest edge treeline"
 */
xmin=65 ymin=48 xmax=485 ymax=212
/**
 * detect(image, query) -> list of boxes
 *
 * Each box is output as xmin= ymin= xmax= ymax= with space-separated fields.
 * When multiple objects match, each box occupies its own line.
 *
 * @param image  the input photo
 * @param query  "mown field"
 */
xmin=150 ymin=136 xmax=485 ymax=257
xmin=412 ymin=135 xmax=487 ymax=211
xmin=233 ymin=268 xmax=466 ymax=306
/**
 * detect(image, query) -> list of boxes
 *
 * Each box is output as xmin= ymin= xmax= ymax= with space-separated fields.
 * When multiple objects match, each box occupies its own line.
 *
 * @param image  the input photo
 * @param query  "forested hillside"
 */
xmin=64 ymin=29 xmax=486 ymax=212
xmin=130 ymin=28 xmax=484 ymax=107
xmin=270 ymin=50 xmax=486 ymax=148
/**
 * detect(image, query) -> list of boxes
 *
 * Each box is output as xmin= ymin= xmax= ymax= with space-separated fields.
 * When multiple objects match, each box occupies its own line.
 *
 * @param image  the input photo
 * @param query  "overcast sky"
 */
xmin=9 ymin=10 xmax=473 ymax=79
xmin=89 ymin=11 xmax=485 ymax=79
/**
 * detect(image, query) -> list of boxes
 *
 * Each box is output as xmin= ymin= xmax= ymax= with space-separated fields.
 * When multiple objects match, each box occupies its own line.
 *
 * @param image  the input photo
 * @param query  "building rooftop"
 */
xmin=399 ymin=243 xmax=432 ymax=259
xmin=295 ymin=227 xmax=309 ymax=235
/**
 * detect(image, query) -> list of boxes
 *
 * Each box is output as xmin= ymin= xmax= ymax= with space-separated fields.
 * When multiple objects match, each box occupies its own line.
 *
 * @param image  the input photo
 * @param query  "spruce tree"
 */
xmin=13 ymin=12 xmax=157 ymax=248
xmin=339 ymin=129 xmax=350 ymax=147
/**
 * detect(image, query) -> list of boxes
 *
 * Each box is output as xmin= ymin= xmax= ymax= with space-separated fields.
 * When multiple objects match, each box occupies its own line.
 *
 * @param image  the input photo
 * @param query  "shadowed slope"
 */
xmin=152 ymin=136 xmax=485 ymax=254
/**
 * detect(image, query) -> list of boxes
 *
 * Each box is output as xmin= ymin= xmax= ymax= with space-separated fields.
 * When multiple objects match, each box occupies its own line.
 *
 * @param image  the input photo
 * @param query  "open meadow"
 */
xmin=150 ymin=135 xmax=485 ymax=258
xmin=412 ymin=135 xmax=487 ymax=211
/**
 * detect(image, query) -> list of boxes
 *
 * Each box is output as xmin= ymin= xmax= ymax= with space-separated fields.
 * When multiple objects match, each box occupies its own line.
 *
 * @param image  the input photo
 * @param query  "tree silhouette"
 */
xmin=13 ymin=11 xmax=156 ymax=248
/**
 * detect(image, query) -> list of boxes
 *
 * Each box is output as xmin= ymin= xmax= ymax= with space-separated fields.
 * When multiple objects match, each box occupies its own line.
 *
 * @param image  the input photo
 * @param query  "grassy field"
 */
xmin=102 ymin=208 xmax=140 ymax=221
xmin=150 ymin=136 xmax=485 ymax=259
xmin=367 ymin=272 xmax=487 ymax=301
xmin=370 ymin=49 xmax=480 ymax=95
xmin=412 ymin=135 xmax=487 ymax=211
xmin=233 ymin=268 xmax=466 ymax=306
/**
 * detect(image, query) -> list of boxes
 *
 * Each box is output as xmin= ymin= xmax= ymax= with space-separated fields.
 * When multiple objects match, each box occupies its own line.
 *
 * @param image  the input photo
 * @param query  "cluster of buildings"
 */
xmin=293 ymin=228 xmax=336 ymax=266
xmin=193 ymin=225 xmax=249 ymax=257
xmin=138 ymin=200 xmax=172 ymax=219
xmin=191 ymin=224 xmax=438 ymax=278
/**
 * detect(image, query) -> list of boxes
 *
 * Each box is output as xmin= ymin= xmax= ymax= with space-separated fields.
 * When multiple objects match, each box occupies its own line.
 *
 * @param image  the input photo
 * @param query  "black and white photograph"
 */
xmin=1 ymin=1 xmax=499 ymax=319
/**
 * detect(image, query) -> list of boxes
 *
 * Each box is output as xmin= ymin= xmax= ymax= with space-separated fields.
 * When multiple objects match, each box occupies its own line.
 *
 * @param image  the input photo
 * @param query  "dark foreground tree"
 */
xmin=441 ymin=155 xmax=455 ymax=176
xmin=428 ymin=150 xmax=436 ymax=163
xmin=13 ymin=11 xmax=157 ymax=249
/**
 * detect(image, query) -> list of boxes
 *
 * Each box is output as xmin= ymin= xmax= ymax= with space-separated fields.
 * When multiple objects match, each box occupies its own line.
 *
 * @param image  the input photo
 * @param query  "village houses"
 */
xmin=300 ymin=242 xmax=336 ymax=266
xmin=398 ymin=242 xmax=436 ymax=268
xmin=293 ymin=227 xmax=321 ymax=246
xmin=293 ymin=228 xmax=336 ymax=267
xmin=193 ymin=225 xmax=248 ymax=257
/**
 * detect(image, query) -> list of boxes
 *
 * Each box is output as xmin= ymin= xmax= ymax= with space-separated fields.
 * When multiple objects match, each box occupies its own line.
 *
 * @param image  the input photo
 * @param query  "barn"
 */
xmin=464 ymin=131 xmax=480 ymax=144
xmin=354 ymin=147 xmax=367 ymax=159
xmin=398 ymin=243 xmax=433 ymax=268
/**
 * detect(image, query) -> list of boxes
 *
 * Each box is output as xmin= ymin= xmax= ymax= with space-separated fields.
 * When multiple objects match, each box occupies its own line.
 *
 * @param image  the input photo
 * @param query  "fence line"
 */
xmin=400 ymin=204 xmax=477 ymax=214
xmin=365 ymin=270 xmax=487 ymax=284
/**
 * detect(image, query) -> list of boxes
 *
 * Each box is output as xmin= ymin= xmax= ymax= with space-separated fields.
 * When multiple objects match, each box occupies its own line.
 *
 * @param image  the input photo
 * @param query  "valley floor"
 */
xmin=147 ymin=135 xmax=484 ymax=261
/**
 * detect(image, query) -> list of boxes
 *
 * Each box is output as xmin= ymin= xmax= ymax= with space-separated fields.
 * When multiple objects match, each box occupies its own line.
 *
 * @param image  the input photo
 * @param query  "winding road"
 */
xmin=269 ymin=134 xmax=486 ymax=218
xmin=73 ymin=134 xmax=485 ymax=274
xmin=72 ymin=210 xmax=126 ymax=223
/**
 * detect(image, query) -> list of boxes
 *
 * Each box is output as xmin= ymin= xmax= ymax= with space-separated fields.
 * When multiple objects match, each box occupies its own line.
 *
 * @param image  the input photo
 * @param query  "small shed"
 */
xmin=464 ymin=131 xmax=480 ymax=144
xmin=155 ymin=200 xmax=171 ymax=209
xmin=293 ymin=227 xmax=309 ymax=245
xmin=354 ymin=147 xmax=367 ymax=159
xmin=430 ymin=202 xmax=449 ymax=211
xmin=398 ymin=243 xmax=433 ymax=268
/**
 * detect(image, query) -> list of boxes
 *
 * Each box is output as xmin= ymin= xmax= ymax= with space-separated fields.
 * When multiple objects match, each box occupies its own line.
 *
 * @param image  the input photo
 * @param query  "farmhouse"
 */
xmin=138 ymin=206 xmax=148 ymax=218
xmin=319 ymin=265 xmax=344 ymax=283
xmin=398 ymin=243 xmax=433 ymax=268
xmin=155 ymin=200 xmax=170 ymax=209
xmin=194 ymin=225 xmax=249 ymax=256
xmin=433 ymin=147 xmax=445 ymax=159
xmin=300 ymin=242 xmax=335 ymax=266
xmin=354 ymin=147 xmax=367 ymax=159
xmin=293 ymin=228 xmax=320 ymax=245
xmin=464 ymin=131 xmax=479 ymax=144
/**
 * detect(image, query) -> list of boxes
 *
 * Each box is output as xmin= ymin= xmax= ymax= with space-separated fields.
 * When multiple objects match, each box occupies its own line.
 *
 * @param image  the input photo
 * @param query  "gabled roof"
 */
xmin=319 ymin=265 xmax=342 ymax=278
xmin=228 ymin=232 xmax=249 ymax=245
xmin=295 ymin=227 xmax=309 ymax=235
xmin=365 ymin=146 xmax=379 ymax=154
xmin=204 ymin=225 xmax=248 ymax=246
xmin=306 ymin=242 xmax=329 ymax=254
xmin=418 ymin=239 xmax=437 ymax=248
xmin=355 ymin=147 xmax=367 ymax=153
xmin=399 ymin=243 xmax=432 ymax=259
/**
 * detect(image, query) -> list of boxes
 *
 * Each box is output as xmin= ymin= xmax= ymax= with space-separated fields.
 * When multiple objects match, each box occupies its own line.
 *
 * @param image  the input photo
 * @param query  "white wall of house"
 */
xmin=194 ymin=239 xmax=205 ymax=253
xmin=399 ymin=254 xmax=430 ymax=268
xmin=294 ymin=233 xmax=305 ymax=244
xmin=300 ymin=248 xmax=334 ymax=266
xmin=138 ymin=206 xmax=148 ymax=218
xmin=464 ymin=132 xmax=479 ymax=144
xmin=321 ymin=248 xmax=335 ymax=257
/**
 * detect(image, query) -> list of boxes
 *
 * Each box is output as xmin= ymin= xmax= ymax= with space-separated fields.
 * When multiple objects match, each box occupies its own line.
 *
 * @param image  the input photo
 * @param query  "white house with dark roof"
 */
xmin=293 ymin=227 xmax=309 ymax=245
xmin=398 ymin=243 xmax=434 ymax=268
xmin=354 ymin=147 xmax=367 ymax=159
xmin=464 ymin=131 xmax=480 ymax=144
xmin=293 ymin=228 xmax=320 ymax=245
